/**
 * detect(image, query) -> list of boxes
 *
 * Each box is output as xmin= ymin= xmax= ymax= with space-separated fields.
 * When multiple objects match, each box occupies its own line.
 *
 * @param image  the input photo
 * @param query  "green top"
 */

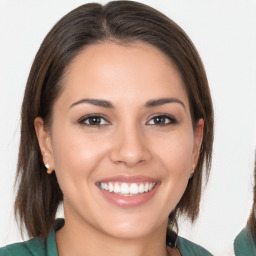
xmin=234 ymin=227 xmax=256 ymax=256
xmin=0 ymin=219 xmax=212 ymax=256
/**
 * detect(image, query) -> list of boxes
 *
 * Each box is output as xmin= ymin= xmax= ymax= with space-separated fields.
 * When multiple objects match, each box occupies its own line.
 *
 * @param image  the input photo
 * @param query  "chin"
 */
xmin=97 ymin=213 xmax=166 ymax=240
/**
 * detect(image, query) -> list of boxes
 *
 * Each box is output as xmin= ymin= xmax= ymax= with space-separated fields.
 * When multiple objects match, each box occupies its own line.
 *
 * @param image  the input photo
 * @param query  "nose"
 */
xmin=110 ymin=125 xmax=151 ymax=167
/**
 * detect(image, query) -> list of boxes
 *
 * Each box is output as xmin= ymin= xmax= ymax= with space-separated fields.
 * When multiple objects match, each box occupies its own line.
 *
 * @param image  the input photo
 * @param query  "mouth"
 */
xmin=95 ymin=175 xmax=159 ymax=207
xmin=97 ymin=181 xmax=156 ymax=196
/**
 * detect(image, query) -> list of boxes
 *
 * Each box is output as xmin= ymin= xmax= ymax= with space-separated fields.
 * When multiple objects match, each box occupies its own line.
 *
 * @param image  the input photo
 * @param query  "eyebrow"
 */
xmin=69 ymin=97 xmax=186 ymax=110
xmin=145 ymin=98 xmax=186 ymax=110
xmin=69 ymin=98 xmax=114 ymax=109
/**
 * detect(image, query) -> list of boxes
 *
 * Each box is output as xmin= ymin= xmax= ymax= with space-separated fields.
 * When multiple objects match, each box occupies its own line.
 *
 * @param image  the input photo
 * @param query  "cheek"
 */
xmin=154 ymin=130 xmax=194 ymax=173
xmin=160 ymin=135 xmax=194 ymax=204
xmin=50 ymin=128 xmax=109 ymax=186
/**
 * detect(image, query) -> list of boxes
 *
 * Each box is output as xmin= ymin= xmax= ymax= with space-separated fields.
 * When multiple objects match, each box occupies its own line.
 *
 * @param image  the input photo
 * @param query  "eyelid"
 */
xmin=78 ymin=113 xmax=111 ymax=126
xmin=146 ymin=113 xmax=177 ymax=125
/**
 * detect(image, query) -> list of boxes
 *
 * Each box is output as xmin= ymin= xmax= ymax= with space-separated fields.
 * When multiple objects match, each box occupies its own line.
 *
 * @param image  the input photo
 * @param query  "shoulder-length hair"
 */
xmin=15 ymin=0 xmax=214 ymax=242
xmin=247 ymin=151 xmax=256 ymax=243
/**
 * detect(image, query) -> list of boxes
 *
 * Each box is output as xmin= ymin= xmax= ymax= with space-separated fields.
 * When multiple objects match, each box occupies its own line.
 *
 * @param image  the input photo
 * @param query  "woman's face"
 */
xmin=35 ymin=41 xmax=203 ymax=240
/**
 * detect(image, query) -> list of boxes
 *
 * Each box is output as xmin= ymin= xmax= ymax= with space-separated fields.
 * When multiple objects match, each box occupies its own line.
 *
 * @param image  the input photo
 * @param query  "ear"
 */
xmin=34 ymin=117 xmax=55 ymax=174
xmin=192 ymin=118 xmax=204 ymax=169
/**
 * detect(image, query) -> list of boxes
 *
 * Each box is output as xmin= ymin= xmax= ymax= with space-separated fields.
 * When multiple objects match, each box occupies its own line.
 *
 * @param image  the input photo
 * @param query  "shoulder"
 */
xmin=234 ymin=228 xmax=256 ymax=256
xmin=176 ymin=236 xmax=213 ymax=256
xmin=0 ymin=237 xmax=46 ymax=256
xmin=0 ymin=220 xmax=62 ymax=256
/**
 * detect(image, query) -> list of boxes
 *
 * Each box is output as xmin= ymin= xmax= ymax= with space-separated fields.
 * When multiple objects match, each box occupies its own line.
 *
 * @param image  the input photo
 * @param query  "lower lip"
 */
xmin=98 ymin=184 xmax=159 ymax=207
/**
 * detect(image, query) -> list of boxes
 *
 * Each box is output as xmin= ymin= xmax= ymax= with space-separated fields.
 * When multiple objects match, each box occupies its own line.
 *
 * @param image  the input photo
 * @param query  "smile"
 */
xmin=99 ymin=182 xmax=156 ymax=196
xmin=96 ymin=175 xmax=159 ymax=207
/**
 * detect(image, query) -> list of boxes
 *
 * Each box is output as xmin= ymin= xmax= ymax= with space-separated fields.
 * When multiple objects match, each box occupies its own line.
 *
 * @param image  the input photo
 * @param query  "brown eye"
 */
xmin=147 ymin=115 xmax=176 ymax=126
xmin=87 ymin=117 xmax=102 ymax=125
xmin=79 ymin=115 xmax=110 ymax=126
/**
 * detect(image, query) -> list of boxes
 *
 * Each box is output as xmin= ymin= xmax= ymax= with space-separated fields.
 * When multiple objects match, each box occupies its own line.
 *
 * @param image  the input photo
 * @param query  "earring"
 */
xmin=190 ymin=164 xmax=195 ymax=179
xmin=45 ymin=163 xmax=52 ymax=174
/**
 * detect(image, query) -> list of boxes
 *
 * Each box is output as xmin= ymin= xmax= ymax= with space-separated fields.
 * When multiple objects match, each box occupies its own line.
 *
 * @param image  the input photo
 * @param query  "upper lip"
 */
xmin=95 ymin=175 xmax=159 ymax=184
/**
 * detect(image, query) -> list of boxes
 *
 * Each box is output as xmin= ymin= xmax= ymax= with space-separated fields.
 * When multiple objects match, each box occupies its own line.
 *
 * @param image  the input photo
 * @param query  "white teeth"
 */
xmin=99 ymin=182 xmax=156 ymax=196
xmin=138 ymin=184 xmax=144 ymax=193
xmin=130 ymin=183 xmax=139 ymax=195
xmin=109 ymin=182 xmax=114 ymax=192
xmin=120 ymin=183 xmax=129 ymax=194
xmin=114 ymin=183 xmax=120 ymax=193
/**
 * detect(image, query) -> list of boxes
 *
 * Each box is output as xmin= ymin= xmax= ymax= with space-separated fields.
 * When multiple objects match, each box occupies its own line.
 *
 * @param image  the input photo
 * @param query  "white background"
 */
xmin=0 ymin=1 xmax=256 ymax=255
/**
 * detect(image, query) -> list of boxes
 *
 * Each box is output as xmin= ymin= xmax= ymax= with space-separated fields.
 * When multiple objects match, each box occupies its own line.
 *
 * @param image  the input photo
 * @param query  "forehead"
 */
xmin=58 ymin=41 xmax=189 ymax=108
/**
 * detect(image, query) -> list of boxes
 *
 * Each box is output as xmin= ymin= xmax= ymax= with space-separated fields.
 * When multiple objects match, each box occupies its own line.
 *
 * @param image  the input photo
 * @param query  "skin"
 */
xmin=35 ymin=41 xmax=204 ymax=256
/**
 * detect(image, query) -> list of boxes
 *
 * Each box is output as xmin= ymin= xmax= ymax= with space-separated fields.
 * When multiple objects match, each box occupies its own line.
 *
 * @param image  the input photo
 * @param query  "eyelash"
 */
xmin=78 ymin=114 xmax=110 ymax=127
xmin=78 ymin=114 xmax=177 ymax=127
xmin=146 ymin=114 xmax=177 ymax=126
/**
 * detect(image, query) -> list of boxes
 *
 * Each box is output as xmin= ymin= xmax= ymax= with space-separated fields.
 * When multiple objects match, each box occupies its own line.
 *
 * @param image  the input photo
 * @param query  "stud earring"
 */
xmin=45 ymin=163 xmax=52 ymax=174
xmin=190 ymin=164 xmax=195 ymax=179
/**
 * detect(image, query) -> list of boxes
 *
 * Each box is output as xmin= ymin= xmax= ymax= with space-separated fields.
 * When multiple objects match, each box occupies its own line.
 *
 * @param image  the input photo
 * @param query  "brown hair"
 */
xmin=15 ymin=0 xmax=214 ymax=242
xmin=247 ymin=150 xmax=256 ymax=242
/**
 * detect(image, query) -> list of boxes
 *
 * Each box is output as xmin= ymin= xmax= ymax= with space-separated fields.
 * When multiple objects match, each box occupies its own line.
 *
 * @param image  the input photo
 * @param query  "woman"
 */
xmin=234 ymin=151 xmax=256 ymax=255
xmin=0 ymin=1 xmax=214 ymax=255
